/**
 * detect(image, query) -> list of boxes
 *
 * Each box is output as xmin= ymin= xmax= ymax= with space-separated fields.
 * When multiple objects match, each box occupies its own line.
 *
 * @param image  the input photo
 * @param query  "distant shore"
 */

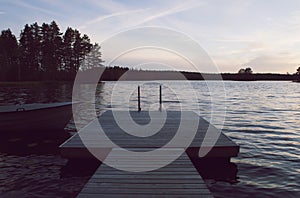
xmin=79 ymin=68 xmax=300 ymax=81
xmin=0 ymin=68 xmax=299 ymax=83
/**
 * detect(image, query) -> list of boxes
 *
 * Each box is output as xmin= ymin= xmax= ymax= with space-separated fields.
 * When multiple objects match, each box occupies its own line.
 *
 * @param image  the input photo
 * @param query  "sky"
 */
xmin=1 ymin=0 xmax=300 ymax=73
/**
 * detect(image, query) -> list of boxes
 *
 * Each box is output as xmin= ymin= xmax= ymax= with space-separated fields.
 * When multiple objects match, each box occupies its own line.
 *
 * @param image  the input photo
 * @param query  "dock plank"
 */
xmin=77 ymin=152 xmax=213 ymax=198
xmin=60 ymin=110 xmax=239 ymax=159
xmin=59 ymin=111 xmax=241 ymax=197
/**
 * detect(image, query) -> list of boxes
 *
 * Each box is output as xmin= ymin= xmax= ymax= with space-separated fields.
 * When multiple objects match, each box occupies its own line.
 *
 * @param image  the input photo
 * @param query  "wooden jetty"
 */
xmin=60 ymin=110 xmax=239 ymax=197
xmin=77 ymin=151 xmax=213 ymax=198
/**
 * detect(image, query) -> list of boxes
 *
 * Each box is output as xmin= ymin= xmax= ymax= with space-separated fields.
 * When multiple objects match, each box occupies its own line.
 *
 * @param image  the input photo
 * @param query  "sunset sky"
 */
xmin=1 ymin=0 xmax=300 ymax=73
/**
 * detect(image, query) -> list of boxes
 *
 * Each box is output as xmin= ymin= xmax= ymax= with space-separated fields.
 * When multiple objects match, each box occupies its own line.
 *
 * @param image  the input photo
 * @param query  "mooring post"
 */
xmin=138 ymin=85 xmax=141 ymax=112
xmin=159 ymin=85 xmax=162 ymax=111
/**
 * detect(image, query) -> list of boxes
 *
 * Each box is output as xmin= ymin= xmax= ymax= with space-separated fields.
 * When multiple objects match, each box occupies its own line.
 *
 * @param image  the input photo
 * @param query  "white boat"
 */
xmin=0 ymin=102 xmax=74 ymax=134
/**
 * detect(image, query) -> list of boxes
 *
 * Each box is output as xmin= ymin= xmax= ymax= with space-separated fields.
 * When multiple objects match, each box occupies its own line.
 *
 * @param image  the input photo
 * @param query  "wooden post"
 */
xmin=159 ymin=85 xmax=162 ymax=111
xmin=138 ymin=86 xmax=141 ymax=112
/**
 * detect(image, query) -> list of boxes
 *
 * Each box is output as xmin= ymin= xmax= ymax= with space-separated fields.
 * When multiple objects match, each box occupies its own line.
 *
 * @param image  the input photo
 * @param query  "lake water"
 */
xmin=0 ymin=81 xmax=299 ymax=197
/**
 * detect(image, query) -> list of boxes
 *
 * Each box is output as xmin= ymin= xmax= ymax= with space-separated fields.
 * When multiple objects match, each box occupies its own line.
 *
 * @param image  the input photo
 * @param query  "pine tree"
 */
xmin=19 ymin=23 xmax=41 ymax=80
xmin=1 ymin=21 xmax=95 ymax=81
xmin=0 ymin=29 xmax=19 ymax=81
xmin=40 ymin=21 xmax=63 ymax=79
xmin=62 ymin=27 xmax=75 ymax=73
xmin=81 ymin=43 xmax=104 ymax=70
xmin=62 ymin=28 xmax=92 ymax=77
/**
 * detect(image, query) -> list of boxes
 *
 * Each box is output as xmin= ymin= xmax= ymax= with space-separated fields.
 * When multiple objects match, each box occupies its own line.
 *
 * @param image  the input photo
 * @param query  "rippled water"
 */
xmin=0 ymin=82 xmax=100 ymax=198
xmin=0 ymin=81 xmax=299 ymax=197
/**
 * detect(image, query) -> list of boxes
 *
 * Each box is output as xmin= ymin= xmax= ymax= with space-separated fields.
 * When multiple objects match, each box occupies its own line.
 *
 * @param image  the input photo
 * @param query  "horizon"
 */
xmin=1 ymin=0 xmax=300 ymax=73
xmin=86 ymin=65 xmax=299 ymax=75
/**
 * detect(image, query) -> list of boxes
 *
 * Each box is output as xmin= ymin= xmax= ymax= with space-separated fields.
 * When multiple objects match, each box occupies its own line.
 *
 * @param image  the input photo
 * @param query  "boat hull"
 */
xmin=0 ymin=103 xmax=73 ymax=134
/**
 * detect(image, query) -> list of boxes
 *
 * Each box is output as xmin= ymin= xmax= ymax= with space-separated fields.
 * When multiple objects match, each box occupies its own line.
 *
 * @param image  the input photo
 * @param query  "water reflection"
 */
xmin=1 ymin=81 xmax=300 ymax=197
xmin=0 ymin=132 xmax=69 ymax=156
xmin=0 ymin=82 xmax=104 ymax=197
xmin=0 ymin=82 xmax=74 ymax=105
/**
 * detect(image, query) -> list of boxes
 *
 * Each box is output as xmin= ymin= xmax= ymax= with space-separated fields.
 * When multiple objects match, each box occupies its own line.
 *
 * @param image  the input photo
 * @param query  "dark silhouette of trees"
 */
xmin=0 ymin=29 xmax=19 ymax=81
xmin=19 ymin=23 xmax=42 ymax=80
xmin=238 ymin=67 xmax=253 ymax=74
xmin=0 ymin=21 xmax=101 ymax=81
xmin=296 ymin=66 xmax=300 ymax=75
xmin=81 ymin=43 xmax=104 ymax=70
xmin=5 ymin=22 xmax=299 ymax=83
xmin=73 ymin=30 xmax=93 ymax=73
xmin=245 ymin=67 xmax=253 ymax=74
xmin=40 ymin=21 xmax=63 ymax=80
xmin=62 ymin=27 xmax=75 ymax=74
xmin=238 ymin=68 xmax=245 ymax=74
xmin=61 ymin=27 xmax=93 ymax=79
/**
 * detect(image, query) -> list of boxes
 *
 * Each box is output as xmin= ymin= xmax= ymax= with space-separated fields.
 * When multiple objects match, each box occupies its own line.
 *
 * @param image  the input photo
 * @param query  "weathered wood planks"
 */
xmin=77 ymin=152 xmax=213 ymax=198
xmin=59 ymin=110 xmax=240 ymax=197
xmin=60 ymin=110 xmax=239 ymax=159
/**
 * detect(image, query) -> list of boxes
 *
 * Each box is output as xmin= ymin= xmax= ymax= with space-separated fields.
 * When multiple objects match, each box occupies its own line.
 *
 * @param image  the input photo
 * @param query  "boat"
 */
xmin=0 ymin=102 xmax=74 ymax=134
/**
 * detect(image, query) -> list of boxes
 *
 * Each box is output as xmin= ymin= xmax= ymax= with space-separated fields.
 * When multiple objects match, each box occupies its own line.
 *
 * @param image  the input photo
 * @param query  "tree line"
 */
xmin=0 ymin=21 xmax=103 ymax=81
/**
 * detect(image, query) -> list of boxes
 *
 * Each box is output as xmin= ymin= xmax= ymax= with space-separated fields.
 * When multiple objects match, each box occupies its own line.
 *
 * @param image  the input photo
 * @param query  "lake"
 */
xmin=0 ymin=81 xmax=299 ymax=197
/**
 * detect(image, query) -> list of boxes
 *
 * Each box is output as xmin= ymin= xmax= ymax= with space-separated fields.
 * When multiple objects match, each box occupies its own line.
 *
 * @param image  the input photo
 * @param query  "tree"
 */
xmin=296 ymin=66 xmax=300 ymax=75
xmin=19 ymin=23 xmax=41 ymax=80
xmin=62 ymin=28 xmax=92 ymax=76
xmin=40 ymin=21 xmax=63 ymax=79
xmin=238 ymin=67 xmax=253 ymax=74
xmin=62 ymin=27 xmax=75 ymax=72
xmin=245 ymin=67 xmax=253 ymax=74
xmin=0 ymin=29 xmax=19 ymax=81
xmin=73 ymin=31 xmax=92 ymax=72
xmin=0 ymin=21 xmax=96 ymax=81
xmin=80 ymin=43 xmax=104 ymax=70
xmin=238 ymin=68 xmax=245 ymax=74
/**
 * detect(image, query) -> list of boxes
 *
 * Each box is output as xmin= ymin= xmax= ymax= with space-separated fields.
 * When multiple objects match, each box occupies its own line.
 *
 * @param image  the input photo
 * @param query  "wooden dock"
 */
xmin=60 ymin=110 xmax=239 ymax=159
xmin=60 ymin=110 xmax=239 ymax=197
xmin=77 ymin=151 xmax=213 ymax=198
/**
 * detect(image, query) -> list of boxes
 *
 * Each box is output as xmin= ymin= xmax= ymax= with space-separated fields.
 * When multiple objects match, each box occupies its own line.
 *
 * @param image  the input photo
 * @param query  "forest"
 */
xmin=77 ymin=66 xmax=299 ymax=82
xmin=1 ymin=21 xmax=299 ymax=82
xmin=0 ymin=21 xmax=102 ymax=81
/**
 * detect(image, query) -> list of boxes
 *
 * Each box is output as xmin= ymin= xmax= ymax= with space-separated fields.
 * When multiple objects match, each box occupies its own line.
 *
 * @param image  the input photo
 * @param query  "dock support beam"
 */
xmin=138 ymin=85 xmax=141 ymax=112
xmin=159 ymin=85 xmax=162 ymax=111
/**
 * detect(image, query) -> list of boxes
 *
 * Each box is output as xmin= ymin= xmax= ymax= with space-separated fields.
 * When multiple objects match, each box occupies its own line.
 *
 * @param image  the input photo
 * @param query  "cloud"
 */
xmin=89 ymin=0 xmax=130 ymax=13
xmin=81 ymin=0 xmax=204 ymax=30
xmin=136 ymin=1 xmax=205 ymax=25
xmin=80 ymin=8 xmax=148 ymax=29
xmin=0 ymin=11 xmax=5 ymax=15
xmin=13 ymin=0 xmax=62 ymax=16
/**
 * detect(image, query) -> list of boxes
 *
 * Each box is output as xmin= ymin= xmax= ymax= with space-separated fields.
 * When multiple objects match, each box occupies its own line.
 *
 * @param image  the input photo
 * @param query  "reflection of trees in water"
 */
xmin=0 ymin=83 xmax=74 ymax=104
xmin=0 ymin=131 xmax=70 ymax=155
xmin=0 ymin=131 xmax=95 ymax=198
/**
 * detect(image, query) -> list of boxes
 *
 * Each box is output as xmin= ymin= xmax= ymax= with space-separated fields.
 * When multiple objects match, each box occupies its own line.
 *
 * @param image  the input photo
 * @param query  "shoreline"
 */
xmin=0 ymin=79 xmax=298 ymax=84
